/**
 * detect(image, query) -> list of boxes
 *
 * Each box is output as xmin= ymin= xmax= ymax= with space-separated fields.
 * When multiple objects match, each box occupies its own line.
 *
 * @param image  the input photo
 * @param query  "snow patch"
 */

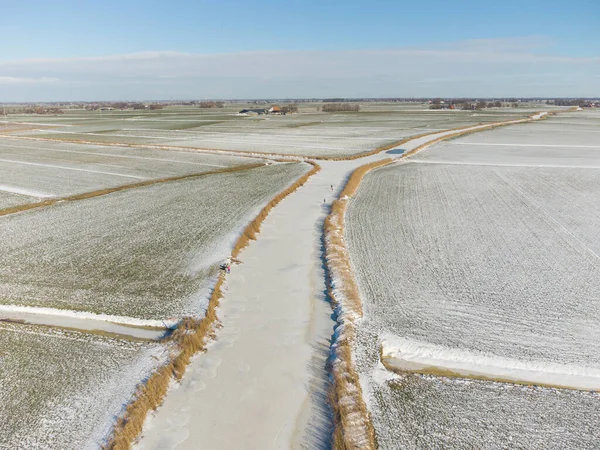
xmin=381 ymin=335 xmax=600 ymax=391
xmin=0 ymin=184 xmax=54 ymax=198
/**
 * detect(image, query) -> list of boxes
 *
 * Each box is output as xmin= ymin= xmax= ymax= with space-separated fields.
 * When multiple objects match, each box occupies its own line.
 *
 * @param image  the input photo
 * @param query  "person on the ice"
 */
xmin=330 ymin=185 xmax=333 ymax=191
xmin=226 ymin=265 xmax=231 ymax=274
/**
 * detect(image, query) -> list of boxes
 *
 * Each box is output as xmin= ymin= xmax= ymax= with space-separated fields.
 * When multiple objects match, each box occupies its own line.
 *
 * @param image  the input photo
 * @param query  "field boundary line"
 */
xmin=0 ymin=163 xmax=265 ymax=218
xmin=104 ymin=160 xmax=321 ymax=450
xmin=0 ymin=157 xmax=147 ymax=179
xmin=322 ymin=114 xmax=550 ymax=449
xmin=411 ymin=160 xmax=600 ymax=169
xmin=450 ymin=142 xmax=600 ymax=148
xmin=1 ymin=142 xmax=229 ymax=167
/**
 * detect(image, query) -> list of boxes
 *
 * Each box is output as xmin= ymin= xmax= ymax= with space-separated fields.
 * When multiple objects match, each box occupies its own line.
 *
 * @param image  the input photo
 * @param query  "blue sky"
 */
xmin=0 ymin=0 xmax=598 ymax=100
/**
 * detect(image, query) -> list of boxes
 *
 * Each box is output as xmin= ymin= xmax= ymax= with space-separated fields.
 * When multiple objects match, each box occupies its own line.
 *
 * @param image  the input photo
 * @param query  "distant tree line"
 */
xmin=7 ymin=106 xmax=64 ymax=114
xmin=84 ymin=102 xmax=163 ymax=111
xmin=281 ymin=104 xmax=298 ymax=114
xmin=321 ymin=103 xmax=360 ymax=112
xmin=429 ymin=99 xmax=514 ymax=110
xmin=553 ymin=98 xmax=599 ymax=107
xmin=198 ymin=101 xmax=225 ymax=108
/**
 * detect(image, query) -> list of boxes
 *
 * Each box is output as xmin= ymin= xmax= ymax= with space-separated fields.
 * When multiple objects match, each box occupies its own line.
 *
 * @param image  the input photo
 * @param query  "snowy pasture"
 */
xmin=0 ymin=162 xmax=309 ymax=320
xmin=415 ymin=109 xmax=600 ymax=166
xmin=0 ymin=321 xmax=164 ymax=450
xmin=0 ymin=138 xmax=264 ymax=209
xmin=6 ymin=104 xmax=533 ymax=158
xmin=369 ymin=374 xmax=600 ymax=449
xmin=345 ymin=112 xmax=600 ymax=447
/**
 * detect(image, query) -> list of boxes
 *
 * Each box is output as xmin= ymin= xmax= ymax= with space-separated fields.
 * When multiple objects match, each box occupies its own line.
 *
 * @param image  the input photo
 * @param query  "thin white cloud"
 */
xmin=0 ymin=37 xmax=597 ymax=100
xmin=0 ymin=76 xmax=59 ymax=84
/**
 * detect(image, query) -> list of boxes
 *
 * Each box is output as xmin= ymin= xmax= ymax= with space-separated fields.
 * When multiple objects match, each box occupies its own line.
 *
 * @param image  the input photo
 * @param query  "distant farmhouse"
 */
xmin=238 ymin=105 xmax=286 ymax=116
xmin=238 ymin=108 xmax=267 ymax=116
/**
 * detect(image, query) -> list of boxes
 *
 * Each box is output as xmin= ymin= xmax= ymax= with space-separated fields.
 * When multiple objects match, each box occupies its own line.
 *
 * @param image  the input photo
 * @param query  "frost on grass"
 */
xmin=348 ymin=163 xmax=600 ymax=366
xmin=0 ymin=321 xmax=164 ymax=450
xmin=10 ymin=107 xmax=531 ymax=157
xmin=0 ymin=162 xmax=309 ymax=320
xmin=414 ymin=111 xmax=600 ymax=167
xmin=370 ymin=374 xmax=600 ymax=449
xmin=0 ymin=138 xmax=263 ymax=203
xmin=345 ymin=150 xmax=600 ymax=445
xmin=0 ymin=190 xmax=34 ymax=209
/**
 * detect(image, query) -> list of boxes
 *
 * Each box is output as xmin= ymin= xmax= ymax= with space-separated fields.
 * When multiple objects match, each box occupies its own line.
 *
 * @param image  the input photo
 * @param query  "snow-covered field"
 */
xmin=0 ymin=138 xmax=264 ymax=208
xmin=0 ymin=321 xmax=165 ymax=450
xmin=416 ymin=109 xmax=600 ymax=166
xmin=0 ymin=162 xmax=309 ymax=320
xmin=369 ymin=373 xmax=600 ymax=449
xmin=5 ymin=104 xmax=534 ymax=157
xmin=345 ymin=111 xmax=600 ymax=448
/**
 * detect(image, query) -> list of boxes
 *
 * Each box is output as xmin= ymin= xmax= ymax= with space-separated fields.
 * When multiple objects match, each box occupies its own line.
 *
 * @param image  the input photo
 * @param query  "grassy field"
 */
xmin=369 ymin=374 xmax=600 ymax=449
xmin=0 ymin=162 xmax=309 ymax=319
xmin=0 ymin=321 xmax=164 ymax=449
xmin=1 ymin=103 xmax=540 ymax=158
xmin=345 ymin=111 xmax=600 ymax=448
xmin=0 ymin=137 xmax=265 ymax=209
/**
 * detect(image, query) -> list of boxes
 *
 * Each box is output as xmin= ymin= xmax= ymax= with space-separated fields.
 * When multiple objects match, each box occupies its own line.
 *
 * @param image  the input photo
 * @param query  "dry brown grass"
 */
xmin=0 ymin=163 xmax=264 ymax=218
xmin=104 ymin=161 xmax=321 ymax=450
xmin=324 ymin=161 xmax=393 ymax=450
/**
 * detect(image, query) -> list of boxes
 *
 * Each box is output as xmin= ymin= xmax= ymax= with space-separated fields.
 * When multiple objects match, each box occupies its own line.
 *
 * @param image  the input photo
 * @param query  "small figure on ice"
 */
xmin=220 ymin=256 xmax=240 ymax=273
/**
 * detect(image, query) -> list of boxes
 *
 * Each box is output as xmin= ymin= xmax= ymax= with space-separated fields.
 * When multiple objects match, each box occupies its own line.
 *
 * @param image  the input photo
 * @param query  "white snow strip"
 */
xmin=0 ymin=157 xmax=146 ymax=179
xmin=449 ymin=142 xmax=600 ymax=149
xmin=381 ymin=336 xmax=600 ymax=391
xmin=7 ymin=121 xmax=70 ymax=127
xmin=0 ymin=184 xmax=54 ymax=198
xmin=0 ymin=309 xmax=166 ymax=340
xmin=0 ymin=304 xmax=176 ymax=329
xmin=411 ymin=160 xmax=600 ymax=170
